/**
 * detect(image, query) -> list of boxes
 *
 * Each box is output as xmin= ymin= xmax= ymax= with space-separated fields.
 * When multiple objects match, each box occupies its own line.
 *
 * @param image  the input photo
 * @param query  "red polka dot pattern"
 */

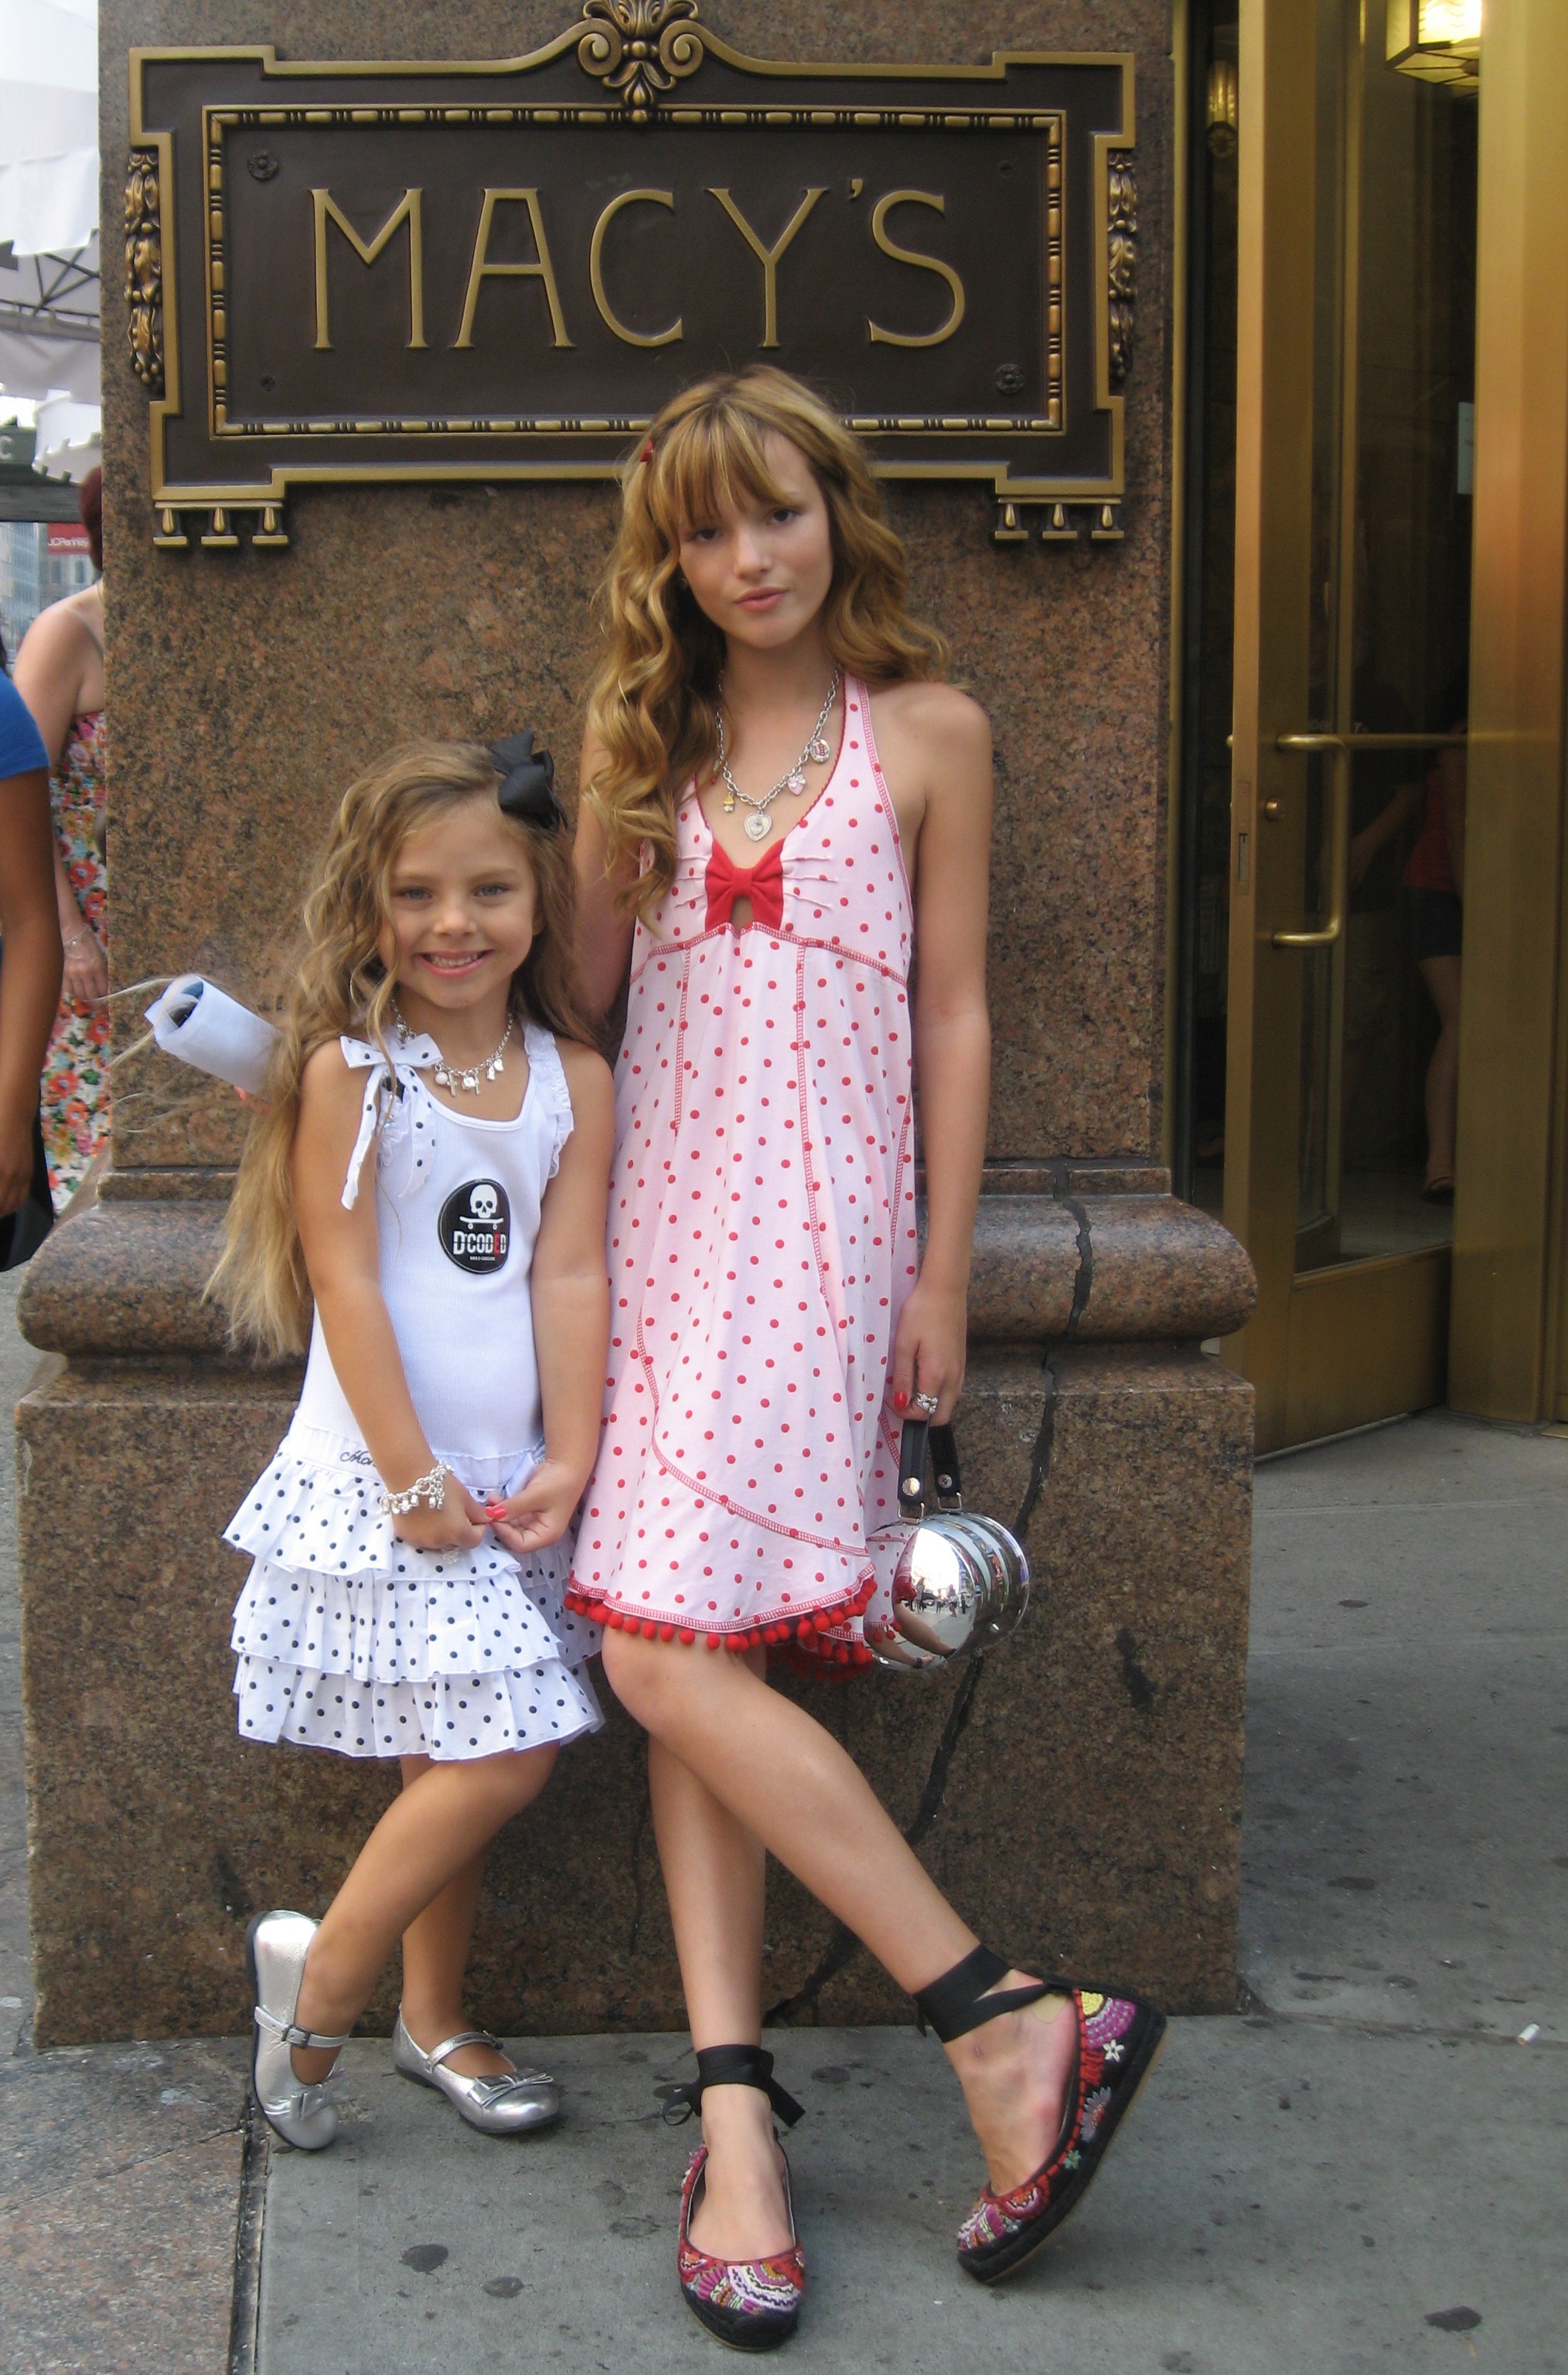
xmin=568 ymin=683 xmax=918 ymax=1672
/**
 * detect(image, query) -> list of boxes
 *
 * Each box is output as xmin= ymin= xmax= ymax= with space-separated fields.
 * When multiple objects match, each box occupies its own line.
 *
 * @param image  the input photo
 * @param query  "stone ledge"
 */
xmin=17 ymin=1343 xmax=1253 ymax=2038
xmin=19 ymin=1190 xmax=1256 ymax=1358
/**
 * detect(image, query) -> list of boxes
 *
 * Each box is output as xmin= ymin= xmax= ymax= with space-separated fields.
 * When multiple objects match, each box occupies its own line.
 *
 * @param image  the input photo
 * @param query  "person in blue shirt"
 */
xmin=0 ymin=668 xmax=64 ymax=1249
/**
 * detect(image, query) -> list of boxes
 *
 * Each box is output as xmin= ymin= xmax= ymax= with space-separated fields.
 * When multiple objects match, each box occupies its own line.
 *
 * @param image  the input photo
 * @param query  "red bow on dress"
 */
xmin=704 ymin=837 xmax=785 ymax=932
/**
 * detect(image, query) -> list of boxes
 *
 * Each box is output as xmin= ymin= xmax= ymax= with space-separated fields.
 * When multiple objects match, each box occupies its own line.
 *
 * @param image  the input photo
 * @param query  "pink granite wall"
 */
xmin=15 ymin=0 xmax=1256 ymax=2053
xmin=99 ymin=0 xmax=1173 ymax=1171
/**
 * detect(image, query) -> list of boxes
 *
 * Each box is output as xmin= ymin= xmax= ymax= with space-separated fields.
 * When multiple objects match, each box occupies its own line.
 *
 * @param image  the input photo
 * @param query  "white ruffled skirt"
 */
xmin=227 ymin=1424 xmax=602 ymax=1762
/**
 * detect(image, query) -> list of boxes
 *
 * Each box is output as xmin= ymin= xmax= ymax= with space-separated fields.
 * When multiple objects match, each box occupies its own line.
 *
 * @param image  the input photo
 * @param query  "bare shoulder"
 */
xmin=867 ymin=679 xmax=991 ymax=761
xmin=557 ymin=1036 xmax=615 ymax=1119
xmin=578 ymin=717 xmax=610 ymax=792
xmin=298 ymin=1037 xmax=359 ymax=1119
xmin=15 ymin=598 xmax=87 ymax=676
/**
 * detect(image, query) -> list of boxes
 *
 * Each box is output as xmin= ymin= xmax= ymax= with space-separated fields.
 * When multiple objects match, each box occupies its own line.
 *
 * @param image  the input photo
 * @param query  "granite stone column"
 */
xmin=16 ymin=0 xmax=1256 ymax=2043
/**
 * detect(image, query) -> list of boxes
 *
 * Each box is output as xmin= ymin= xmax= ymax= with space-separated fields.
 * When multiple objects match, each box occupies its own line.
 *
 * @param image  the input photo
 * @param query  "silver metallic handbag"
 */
xmin=866 ymin=1417 xmax=1031 ymax=1671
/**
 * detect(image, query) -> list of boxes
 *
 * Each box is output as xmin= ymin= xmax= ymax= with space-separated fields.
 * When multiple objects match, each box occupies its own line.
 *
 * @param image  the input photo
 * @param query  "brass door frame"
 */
xmin=1225 ymin=0 xmax=1318 ymax=1450
xmin=1450 ymin=0 xmax=1568 ymax=1423
xmin=1225 ymin=0 xmax=1458 ymax=1450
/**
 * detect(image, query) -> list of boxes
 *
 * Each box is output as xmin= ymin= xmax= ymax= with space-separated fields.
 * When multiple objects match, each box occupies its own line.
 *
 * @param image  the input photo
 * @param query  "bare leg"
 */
xmin=1418 ymin=953 xmax=1462 ymax=1188
xmin=289 ymin=1745 xmax=555 ymax=2081
xmin=649 ymin=1712 xmax=794 ymax=2260
xmin=605 ymin=1634 xmax=1077 ymax=2258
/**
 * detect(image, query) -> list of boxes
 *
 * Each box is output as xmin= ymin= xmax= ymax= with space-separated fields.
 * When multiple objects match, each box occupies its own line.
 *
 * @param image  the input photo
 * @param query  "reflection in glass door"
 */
xmin=1182 ymin=0 xmax=1478 ymax=1448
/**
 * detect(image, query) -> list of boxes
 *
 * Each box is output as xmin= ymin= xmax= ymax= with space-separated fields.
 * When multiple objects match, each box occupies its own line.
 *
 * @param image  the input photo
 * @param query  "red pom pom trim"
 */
xmin=564 ymin=1568 xmax=876 ymax=1678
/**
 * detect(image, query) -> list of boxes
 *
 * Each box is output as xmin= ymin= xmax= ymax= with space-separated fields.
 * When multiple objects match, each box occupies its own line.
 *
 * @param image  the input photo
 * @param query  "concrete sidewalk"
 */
xmin=252 ymin=1406 xmax=1567 ymax=2374
xmin=0 ymin=1273 xmax=251 ymax=2375
xmin=2 ymin=1254 xmax=1563 ymax=2370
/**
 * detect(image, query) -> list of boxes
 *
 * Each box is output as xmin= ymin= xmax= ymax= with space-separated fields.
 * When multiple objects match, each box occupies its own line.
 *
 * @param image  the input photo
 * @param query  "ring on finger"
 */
xmin=911 ymin=1390 xmax=940 ymax=1416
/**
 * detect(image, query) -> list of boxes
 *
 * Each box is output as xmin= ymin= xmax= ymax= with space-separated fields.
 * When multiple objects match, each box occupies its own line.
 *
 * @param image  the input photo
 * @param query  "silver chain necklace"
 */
xmin=394 ymin=1004 xmax=513 ymax=1095
xmin=715 ymin=668 xmax=841 ymax=843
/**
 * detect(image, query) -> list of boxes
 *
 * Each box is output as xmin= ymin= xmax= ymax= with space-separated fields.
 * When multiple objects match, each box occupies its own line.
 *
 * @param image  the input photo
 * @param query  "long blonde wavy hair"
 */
xmin=212 ymin=740 xmax=591 ymax=1358
xmin=584 ymin=366 xmax=949 ymax=918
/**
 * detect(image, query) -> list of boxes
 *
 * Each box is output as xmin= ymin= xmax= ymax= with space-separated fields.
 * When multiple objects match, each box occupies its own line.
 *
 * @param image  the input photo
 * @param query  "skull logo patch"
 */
xmin=439 ymin=1178 xmax=510 ymax=1273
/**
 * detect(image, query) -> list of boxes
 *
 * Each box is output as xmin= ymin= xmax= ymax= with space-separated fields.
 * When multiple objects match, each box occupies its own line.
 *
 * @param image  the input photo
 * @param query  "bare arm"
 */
xmin=886 ymin=688 xmax=994 ymax=1425
xmin=0 ymin=766 xmax=63 ymax=1212
xmin=573 ymin=725 xmax=638 ymax=1024
xmin=12 ymin=605 xmax=92 ymax=768
xmin=1439 ymin=747 xmax=1466 ymax=896
xmin=291 ymin=1044 xmax=486 ymax=1550
xmin=1348 ymin=779 xmax=1422 ymax=888
xmin=14 ymin=606 xmax=108 ymax=1004
xmin=489 ymin=1040 xmax=614 ymax=1554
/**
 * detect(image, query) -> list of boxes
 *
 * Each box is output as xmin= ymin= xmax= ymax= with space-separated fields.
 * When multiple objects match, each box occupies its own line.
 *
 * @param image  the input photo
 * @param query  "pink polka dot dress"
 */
xmin=566 ymin=680 xmax=917 ymax=1672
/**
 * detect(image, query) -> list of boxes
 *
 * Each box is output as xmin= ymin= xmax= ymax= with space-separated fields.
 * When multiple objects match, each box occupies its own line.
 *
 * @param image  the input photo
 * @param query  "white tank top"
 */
xmin=290 ymin=1021 xmax=573 ymax=1468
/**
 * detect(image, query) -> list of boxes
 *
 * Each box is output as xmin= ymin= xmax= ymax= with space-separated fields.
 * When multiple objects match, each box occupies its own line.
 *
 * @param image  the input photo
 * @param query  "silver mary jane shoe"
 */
xmin=247 ymin=1910 xmax=351 ymax=2152
xmin=392 ymin=2010 xmax=561 ymax=2135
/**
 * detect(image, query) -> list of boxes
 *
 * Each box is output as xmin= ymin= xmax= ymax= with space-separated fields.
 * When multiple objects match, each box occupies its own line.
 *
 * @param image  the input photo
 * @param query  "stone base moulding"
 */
xmin=16 ymin=1176 xmax=1255 ymax=2043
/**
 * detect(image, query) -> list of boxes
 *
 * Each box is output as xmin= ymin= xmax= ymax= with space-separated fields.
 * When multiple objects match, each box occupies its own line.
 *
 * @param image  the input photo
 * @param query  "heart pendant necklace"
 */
xmin=716 ymin=668 xmax=840 ymax=841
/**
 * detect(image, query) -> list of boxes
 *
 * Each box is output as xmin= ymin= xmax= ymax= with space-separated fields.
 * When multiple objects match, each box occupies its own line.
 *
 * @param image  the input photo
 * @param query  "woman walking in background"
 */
xmin=14 ymin=466 xmax=108 ymax=1208
xmin=1403 ymin=727 xmax=1467 ymax=1205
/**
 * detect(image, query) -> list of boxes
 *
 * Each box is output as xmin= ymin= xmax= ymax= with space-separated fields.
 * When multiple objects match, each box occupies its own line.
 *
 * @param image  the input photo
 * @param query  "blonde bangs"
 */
xmin=646 ymin=400 xmax=789 ymax=542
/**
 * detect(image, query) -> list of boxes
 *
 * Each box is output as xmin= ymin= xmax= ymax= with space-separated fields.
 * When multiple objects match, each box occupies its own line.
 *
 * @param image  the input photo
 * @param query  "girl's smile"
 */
xmin=418 ymin=949 xmax=492 ymax=976
xmin=381 ymin=798 xmax=539 ymax=1051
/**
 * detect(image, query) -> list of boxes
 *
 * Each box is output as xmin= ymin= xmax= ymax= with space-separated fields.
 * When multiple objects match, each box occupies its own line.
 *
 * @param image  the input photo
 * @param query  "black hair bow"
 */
xmin=490 ymin=730 xmax=566 ymax=832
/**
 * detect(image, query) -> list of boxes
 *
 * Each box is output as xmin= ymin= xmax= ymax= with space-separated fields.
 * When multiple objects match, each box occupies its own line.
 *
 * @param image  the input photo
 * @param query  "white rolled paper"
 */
xmin=144 ymin=976 xmax=280 ymax=1098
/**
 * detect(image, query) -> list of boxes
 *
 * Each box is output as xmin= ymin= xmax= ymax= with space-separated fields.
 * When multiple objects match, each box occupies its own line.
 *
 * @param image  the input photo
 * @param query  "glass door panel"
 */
xmin=1217 ymin=0 xmax=1475 ymax=1449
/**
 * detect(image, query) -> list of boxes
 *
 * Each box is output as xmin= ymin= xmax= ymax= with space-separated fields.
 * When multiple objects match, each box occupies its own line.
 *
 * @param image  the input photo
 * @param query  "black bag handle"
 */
xmin=896 ymin=1416 xmax=963 ymax=1521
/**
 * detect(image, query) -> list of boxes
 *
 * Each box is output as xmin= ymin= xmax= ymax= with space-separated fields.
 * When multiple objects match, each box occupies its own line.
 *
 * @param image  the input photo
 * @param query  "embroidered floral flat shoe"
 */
xmin=660 ymin=2045 xmax=806 ymax=2353
xmin=914 ymin=1944 xmax=1167 ymax=2285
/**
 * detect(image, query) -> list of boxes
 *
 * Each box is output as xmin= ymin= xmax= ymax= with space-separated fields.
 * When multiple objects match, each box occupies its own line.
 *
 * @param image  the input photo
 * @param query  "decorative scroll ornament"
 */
xmin=578 ymin=0 xmax=704 ymax=118
xmin=1107 ymin=154 xmax=1137 ymax=387
xmin=125 ymin=152 xmax=164 ymax=396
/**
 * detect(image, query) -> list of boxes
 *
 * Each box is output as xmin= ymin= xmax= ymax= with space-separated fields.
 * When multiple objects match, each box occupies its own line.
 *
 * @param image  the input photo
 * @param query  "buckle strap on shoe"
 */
xmin=422 ymin=2028 xmax=506 ymax=2072
xmin=656 ymin=2043 xmax=804 ymax=2129
xmin=913 ymin=1944 xmax=1055 ymax=2043
xmin=254 ymin=2006 xmax=353 ymax=2050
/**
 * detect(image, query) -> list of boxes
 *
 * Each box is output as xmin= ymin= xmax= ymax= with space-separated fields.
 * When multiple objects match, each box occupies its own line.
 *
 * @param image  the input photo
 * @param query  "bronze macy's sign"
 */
xmin=126 ymin=5 xmax=1136 ymax=550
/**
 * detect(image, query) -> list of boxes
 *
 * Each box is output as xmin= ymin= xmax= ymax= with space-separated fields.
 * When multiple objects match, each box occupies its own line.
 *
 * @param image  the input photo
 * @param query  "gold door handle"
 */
xmin=1265 ymin=729 xmax=1465 ymax=948
xmin=1271 ymin=733 xmax=1349 ymax=947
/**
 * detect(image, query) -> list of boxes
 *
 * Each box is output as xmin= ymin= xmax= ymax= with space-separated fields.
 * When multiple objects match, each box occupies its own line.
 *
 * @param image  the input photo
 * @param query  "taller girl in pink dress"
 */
xmin=573 ymin=370 xmax=1163 ymax=2353
xmin=568 ymin=675 xmax=915 ymax=1661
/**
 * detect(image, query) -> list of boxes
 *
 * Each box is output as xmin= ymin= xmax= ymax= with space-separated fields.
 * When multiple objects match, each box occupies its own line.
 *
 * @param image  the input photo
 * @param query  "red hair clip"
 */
xmin=639 ymin=435 xmax=655 ymax=464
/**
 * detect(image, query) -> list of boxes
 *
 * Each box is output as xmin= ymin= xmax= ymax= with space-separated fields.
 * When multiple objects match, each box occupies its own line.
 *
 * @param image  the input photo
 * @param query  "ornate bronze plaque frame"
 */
xmin=127 ymin=8 xmax=1135 ymax=549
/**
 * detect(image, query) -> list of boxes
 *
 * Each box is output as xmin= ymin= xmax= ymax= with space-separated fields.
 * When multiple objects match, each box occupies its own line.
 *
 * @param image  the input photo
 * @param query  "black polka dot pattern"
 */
xmin=223 ymin=1017 xmax=602 ymax=1767
xmin=227 ymin=1436 xmax=602 ymax=1763
xmin=233 ymin=1650 xmax=601 ymax=1758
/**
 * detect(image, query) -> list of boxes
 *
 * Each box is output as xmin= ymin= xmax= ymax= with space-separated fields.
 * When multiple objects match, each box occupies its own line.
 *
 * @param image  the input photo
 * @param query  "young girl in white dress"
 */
xmin=573 ymin=370 xmax=1164 ymax=2348
xmin=214 ymin=734 xmax=613 ymax=2151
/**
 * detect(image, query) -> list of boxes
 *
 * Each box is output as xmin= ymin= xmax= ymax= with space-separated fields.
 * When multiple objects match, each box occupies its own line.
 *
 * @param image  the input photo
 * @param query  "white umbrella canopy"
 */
xmin=0 ymin=0 xmax=99 ymax=259
xmin=0 ymin=0 xmax=100 ymax=462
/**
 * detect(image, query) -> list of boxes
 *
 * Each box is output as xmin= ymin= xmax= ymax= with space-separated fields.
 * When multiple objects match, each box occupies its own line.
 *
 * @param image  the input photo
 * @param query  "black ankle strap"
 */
xmin=656 ymin=2043 xmax=804 ymax=2129
xmin=913 ymin=1944 xmax=1054 ymax=2043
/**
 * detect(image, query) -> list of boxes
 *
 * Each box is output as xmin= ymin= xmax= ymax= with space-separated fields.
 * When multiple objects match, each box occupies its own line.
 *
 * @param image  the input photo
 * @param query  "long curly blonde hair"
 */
xmin=584 ymin=366 xmax=949 ymax=918
xmin=212 ymin=740 xmax=591 ymax=1358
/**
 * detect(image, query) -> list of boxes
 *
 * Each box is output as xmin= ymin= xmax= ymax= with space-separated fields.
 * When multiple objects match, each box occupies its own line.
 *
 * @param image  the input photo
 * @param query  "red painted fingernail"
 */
xmin=893 ymin=1390 xmax=908 ymax=1411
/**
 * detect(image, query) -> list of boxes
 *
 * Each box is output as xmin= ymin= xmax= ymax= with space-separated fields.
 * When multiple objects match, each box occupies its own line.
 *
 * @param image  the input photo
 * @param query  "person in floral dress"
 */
xmin=14 ymin=469 xmax=107 ymax=1209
